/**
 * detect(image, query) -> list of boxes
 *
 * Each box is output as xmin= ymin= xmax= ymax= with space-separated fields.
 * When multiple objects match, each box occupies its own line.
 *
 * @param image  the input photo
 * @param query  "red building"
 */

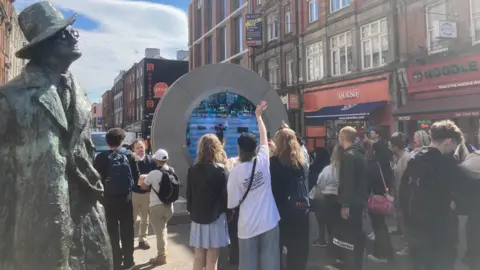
xmin=0 ymin=0 xmax=13 ymax=85
xmin=393 ymin=0 xmax=480 ymax=147
xmin=101 ymin=90 xmax=114 ymax=131
xmin=123 ymin=64 xmax=137 ymax=131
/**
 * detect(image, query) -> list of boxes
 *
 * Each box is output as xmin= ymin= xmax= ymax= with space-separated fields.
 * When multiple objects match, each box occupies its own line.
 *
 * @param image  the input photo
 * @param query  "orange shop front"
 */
xmin=303 ymin=74 xmax=392 ymax=152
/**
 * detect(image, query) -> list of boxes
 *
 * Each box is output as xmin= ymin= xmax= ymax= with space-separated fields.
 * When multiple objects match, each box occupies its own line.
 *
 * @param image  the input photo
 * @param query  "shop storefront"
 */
xmin=393 ymin=54 xmax=480 ymax=147
xmin=304 ymin=73 xmax=392 ymax=152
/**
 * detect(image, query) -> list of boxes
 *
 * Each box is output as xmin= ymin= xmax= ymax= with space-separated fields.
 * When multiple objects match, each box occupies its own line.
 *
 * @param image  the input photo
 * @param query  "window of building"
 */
xmin=268 ymin=57 xmax=280 ymax=89
xmin=205 ymin=35 xmax=213 ymax=64
xmin=331 ymin=0 xmax=351 ymax=13
xmin=231 ymin=0 xmax=242 ymax=11
xmin=361 ymin=18 xmax=388 ymax=69
xmin=286 ymin=52 xmax=294 ymax=86
xmin=285 ymin=5 xmax=292 ymax=34
xmin=219 ymin=26 xmax=227 ymax=61
xmin=194 ymin=44 xmax=202 ymax=68
xmin=205 ymin=0 xmax=212 ymax=31
xmin=306 ymin=42 xmax=323 ymax=82
xmin=331 ymin=31 xmax=353 ymax=76
xmin=257 ymin=62 xmax=264 ymax=77
xmin=308 ymin=0 xmax=318 ymax=23
xmin=472 ymin=0 xmax=480 ymax=43
xmin=257 ymin=0 xmax=262 ymax=6
xmin=234 ymin=15 xmax=243 ymax=54
xmin=267 ymin=12 xmax=279 ymax=41
xmin=231 ymin=58 xmax=241 ymax=65
xmin=195 ymin=3 xmax=202 ymax=39
xmin=93 ymin=107 xmax=97 ymax=114
xmin=219 ymin=0 xmax=227 ymax=21
xmin=426 ymin=1 xmax=447 ymax=52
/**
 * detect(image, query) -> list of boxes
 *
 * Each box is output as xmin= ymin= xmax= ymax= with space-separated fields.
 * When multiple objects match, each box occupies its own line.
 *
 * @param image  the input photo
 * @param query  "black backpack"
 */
xmin=286 ymin=163 xmax=310 ymax=216
xmin=152 ymin=167 xmax=180 ymax=204
xmin=105 ymin=151 xmax=134 ymax=195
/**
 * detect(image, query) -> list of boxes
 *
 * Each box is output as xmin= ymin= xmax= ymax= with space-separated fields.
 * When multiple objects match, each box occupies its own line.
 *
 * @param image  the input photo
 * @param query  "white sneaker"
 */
xmin=367 ymin=232 xmax=376 ymax=241
xmin=367 ymin=254 xmax=388 ymax=263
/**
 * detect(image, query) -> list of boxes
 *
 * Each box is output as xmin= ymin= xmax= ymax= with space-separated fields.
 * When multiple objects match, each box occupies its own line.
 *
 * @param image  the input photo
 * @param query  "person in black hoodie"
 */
xmin=365 ymin=142 xmax=394 ymax=264
xmin=336 ymin=126 xmax=369 ymax=270
xmin=399 ymin=120 xmax=469 ymax=270
xmin=131 ymin=139 xmax=156 ymax=250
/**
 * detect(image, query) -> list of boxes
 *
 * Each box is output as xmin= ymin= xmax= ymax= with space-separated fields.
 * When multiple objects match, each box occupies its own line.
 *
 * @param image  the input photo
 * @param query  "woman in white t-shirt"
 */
xmin=227 ymin=101 xmax=281 ymax=270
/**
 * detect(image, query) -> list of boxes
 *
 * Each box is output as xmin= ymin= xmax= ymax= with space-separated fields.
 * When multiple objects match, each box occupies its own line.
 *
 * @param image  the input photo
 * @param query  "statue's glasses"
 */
xmin=58 ymin=28 xmax=80 ymax=41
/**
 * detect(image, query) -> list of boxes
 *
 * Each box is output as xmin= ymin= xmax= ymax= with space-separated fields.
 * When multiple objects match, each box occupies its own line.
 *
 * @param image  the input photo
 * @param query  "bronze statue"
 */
xmin=0 ymin=2 xmax=113 ymax=269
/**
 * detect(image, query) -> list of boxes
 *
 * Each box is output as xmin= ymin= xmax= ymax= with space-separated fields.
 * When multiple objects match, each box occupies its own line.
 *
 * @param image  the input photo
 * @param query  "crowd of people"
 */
xmin=93 ymin=101 xmax=480 ymax=270
xmin=93 ymin=129 xmax=179 ymax=270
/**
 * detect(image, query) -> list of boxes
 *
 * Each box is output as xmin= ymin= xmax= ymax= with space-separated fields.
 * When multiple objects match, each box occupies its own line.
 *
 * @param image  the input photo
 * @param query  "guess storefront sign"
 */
xmin=338 ymin=89 xmax=359 ymax=101
xmin=407 ymin=54 xmax=480 ymax=94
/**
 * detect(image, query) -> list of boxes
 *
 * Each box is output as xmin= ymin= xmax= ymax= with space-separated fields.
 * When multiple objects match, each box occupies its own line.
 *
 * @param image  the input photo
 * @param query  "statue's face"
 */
xmin=51 ymin=25 xmax=81 ymax=63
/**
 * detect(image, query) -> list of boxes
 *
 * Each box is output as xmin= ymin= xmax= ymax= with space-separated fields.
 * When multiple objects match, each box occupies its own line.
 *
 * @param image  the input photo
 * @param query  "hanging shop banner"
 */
xmin=245 ymin=14 xmax=263 ymax=47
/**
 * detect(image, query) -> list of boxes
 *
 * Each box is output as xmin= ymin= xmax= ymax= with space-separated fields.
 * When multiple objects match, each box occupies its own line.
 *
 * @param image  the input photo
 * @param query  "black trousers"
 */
xmin=280 ymin=212 xmax=310 ymax=270
xmin=466 ymin=213 xmax=480 ymax=270
xmin=335 ymin=205 xmax=366 ymax=270
xmin=369 ymin=212 xmax=394 ymax=260
xmin=227 ymin=209 xmax=239 ymax=264
xmin=322 ymin=195 xmax=341 ymax=265
xmin=104 ymin=195 xmax=135 ymax=269
xmin=314 ymin=196 xmax=342 ymax=240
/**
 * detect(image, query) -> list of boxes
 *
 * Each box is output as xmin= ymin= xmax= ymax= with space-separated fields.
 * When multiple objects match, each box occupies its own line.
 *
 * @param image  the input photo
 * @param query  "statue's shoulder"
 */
xmin=0 ymin=76 xmax=25 ymax=101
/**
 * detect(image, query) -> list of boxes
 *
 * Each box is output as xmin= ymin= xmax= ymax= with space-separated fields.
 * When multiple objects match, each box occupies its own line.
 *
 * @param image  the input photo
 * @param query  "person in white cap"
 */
xmin=141 ymin=148 xmax=176 ymax=266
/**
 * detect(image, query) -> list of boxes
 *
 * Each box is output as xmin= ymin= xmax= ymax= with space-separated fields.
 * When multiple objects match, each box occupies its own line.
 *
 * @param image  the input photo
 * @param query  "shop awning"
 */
xmin=393 ymin=94 xmax=480 ymax=120
xmin=305 ymin=102 xmax=385 ymax=120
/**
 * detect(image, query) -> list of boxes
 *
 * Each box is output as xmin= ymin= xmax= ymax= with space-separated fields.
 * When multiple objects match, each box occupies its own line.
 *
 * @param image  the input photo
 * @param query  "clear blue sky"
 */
xmin=60 ymin=0 xmax=189 ymax=31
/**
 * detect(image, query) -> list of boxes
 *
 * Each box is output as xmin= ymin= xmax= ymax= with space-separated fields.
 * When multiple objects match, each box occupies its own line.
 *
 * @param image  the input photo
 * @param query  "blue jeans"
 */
xmin=238 ymin=225 xmax=280 ymax=270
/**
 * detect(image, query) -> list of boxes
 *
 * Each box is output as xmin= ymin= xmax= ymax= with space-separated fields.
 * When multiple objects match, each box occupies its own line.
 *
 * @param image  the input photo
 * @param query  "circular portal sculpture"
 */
xmin=151 ymin=63 xmax=289 ymax=187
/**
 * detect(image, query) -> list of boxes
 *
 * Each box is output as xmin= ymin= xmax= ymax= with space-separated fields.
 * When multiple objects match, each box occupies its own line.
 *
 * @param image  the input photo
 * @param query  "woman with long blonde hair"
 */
xmin=187 ymin=134 xmax=229 ymax=270
xmin=270 ymin=128 xmax=310 ymax=270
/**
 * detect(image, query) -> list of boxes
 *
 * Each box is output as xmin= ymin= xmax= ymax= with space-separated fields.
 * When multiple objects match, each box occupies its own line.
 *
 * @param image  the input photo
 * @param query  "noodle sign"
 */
xmin=154 ymin=82 xmax=169 ymax=98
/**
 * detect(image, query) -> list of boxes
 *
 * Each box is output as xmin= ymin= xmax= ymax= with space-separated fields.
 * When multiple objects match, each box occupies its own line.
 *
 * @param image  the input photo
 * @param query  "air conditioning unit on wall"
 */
xmin=432 ymin=20 xmax=458 ymax=40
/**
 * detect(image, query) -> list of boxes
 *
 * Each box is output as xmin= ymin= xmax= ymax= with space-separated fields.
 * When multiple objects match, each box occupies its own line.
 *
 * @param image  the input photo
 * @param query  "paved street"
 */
xmin=133 ymin=215 xmax=469 ymax=270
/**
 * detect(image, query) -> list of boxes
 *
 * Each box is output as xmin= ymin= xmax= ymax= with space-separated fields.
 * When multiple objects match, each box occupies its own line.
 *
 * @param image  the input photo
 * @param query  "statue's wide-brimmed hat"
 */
xmin=16 ymin=1 xmax=77 ymax=59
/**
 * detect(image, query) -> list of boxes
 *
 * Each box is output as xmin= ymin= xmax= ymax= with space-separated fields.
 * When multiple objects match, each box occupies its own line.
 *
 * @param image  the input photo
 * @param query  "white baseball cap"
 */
xmin=153 ymin=149 xmax=169 ymax=161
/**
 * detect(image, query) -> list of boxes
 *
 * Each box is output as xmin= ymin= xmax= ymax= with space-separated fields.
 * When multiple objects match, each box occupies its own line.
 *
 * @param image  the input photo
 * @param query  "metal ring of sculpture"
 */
xmin=151 ymin=63 xmax=289 ymax=184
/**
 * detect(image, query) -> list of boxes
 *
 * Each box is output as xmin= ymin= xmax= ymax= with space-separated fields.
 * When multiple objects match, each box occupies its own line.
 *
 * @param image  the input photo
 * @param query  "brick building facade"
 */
xmin=188 ymin=0 xmax=249 ymax=70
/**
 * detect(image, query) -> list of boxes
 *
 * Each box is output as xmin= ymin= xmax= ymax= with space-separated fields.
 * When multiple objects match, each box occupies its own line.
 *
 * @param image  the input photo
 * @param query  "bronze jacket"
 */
xmin=0 ymin=63 xmax=113 ymax=270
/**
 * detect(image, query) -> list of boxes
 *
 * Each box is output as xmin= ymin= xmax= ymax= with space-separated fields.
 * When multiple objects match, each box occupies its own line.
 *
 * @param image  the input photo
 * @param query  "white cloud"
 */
xmin=14 ymin=0 xmax=188 ymax=102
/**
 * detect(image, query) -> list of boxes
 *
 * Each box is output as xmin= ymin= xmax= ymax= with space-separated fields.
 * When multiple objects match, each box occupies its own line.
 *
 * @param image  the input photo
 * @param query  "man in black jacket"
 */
xmin=132 ymin=139 xmax=156 ymax=250
xmin=336 ymin=126 xmax=369 ymax=270
xmin=94 ymin=128 xmax=140 ymax=270
xmin=399 ymin=120 xmax=468 ymax=270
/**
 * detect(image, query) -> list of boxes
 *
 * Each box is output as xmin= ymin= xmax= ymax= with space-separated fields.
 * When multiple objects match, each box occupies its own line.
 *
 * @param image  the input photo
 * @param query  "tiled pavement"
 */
xmin=133 ymin=215 xmax=469 ymax=270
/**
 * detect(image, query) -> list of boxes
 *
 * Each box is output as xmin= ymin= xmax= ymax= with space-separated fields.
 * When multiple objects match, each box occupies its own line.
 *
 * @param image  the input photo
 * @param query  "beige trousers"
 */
xmin=132 ymin=192 xmax=150 ymax=242
xmin=150 ymin=204 xmax=173 ymax=256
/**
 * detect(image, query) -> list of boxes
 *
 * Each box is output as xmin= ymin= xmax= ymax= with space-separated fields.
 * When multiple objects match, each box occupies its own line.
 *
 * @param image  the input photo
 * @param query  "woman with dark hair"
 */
xmin=309 ymin=147 xmax=331 ymax=247
xmin=366 ymin=142 xmax=394 ymax=264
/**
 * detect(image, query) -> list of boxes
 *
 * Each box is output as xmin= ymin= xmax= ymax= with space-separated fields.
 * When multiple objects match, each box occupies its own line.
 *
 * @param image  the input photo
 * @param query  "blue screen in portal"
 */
xmin=186 ymin=92 xmax=258 ymax=161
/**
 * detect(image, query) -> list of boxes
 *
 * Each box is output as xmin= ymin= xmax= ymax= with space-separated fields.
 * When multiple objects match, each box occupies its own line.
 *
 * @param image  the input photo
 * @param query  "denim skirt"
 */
xmin=189 ymin=213 xmax=230 ymax=249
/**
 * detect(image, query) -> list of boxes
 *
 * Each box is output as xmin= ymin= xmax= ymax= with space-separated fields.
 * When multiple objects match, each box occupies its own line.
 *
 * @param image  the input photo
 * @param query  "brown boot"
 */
xmin=149 ymin=254 xmax=167 ymax=266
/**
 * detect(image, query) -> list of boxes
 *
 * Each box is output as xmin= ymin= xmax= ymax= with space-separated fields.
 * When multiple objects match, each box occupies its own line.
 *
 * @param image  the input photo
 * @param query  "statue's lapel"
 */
xmin=34 ymin=86 xmax=69 ymax=132
xmin=69 ymin=74 xmax=89 ymax=145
